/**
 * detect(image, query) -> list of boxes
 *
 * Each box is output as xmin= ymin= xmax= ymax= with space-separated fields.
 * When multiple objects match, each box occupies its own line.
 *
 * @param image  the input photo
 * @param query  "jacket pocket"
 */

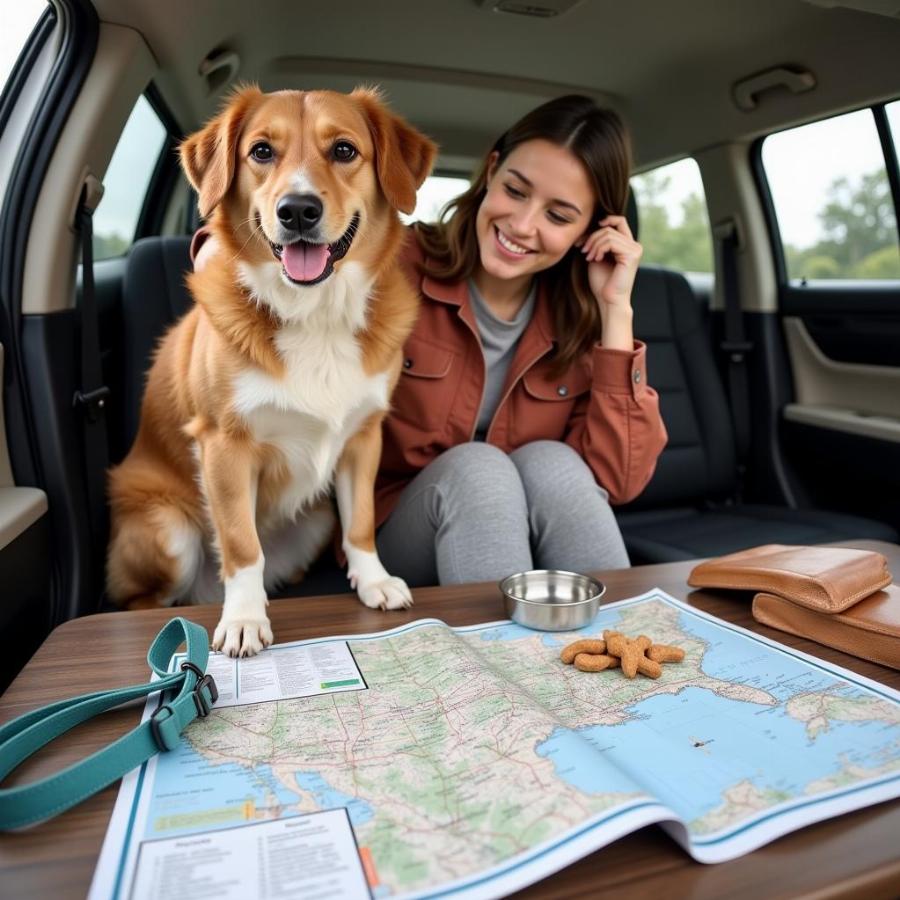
xmin=390 ymin=335 xmax=460 ymax=433
xmin=522 ymin=364 xmax=591 ymax=402
xmin=513 ymin=363 xmax=592 ymax=444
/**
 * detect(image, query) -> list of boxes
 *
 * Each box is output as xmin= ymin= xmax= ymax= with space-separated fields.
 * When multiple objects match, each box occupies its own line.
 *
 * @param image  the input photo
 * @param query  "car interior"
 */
xmin=1 ymin=0 xmax=899 ymax=691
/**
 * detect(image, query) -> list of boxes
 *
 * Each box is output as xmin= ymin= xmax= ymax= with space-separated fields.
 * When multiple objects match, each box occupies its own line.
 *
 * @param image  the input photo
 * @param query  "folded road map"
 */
xmin=90 ymin=589 xmax=900 ymax=899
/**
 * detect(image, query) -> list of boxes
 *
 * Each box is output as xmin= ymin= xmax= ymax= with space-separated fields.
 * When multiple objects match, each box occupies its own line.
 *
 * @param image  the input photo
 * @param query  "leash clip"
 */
xmin=181 ymin=661 xmax=219 ymax=718
xmin=150 ymin=704 xmax=177 ymax=751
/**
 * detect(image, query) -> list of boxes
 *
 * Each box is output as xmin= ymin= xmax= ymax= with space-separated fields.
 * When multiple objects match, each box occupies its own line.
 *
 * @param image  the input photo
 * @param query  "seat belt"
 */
xmin=72 ymin=174 xmax=110 ymax=574
xmin=714 ymin=219 xmax=753 ymax=498
xmin=0 ymin=618 xmax=217 ymax=830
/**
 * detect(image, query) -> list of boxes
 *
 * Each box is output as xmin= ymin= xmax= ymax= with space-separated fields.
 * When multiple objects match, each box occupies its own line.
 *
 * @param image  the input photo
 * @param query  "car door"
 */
xmin=757 ymin=103 xmax=900 ymax=536
xmin=0 ymin=2 xmax=61 ymax=690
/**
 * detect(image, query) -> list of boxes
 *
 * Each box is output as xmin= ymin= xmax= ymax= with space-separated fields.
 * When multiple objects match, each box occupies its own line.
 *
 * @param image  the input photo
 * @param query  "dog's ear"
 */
xmin=180 ymin=85 xmax=264 ymax=219
xmin=352 ymin=87 xmax=438 ymax=215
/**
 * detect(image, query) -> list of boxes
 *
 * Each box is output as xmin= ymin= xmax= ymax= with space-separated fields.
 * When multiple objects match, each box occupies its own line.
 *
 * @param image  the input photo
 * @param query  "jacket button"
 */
xmin=557 ymin=385 xmax=568 ymax=397
xmin=403 ymin=358 xmax=413 ymax=369
xmin=632 ymin=369 xmax=642 ymax=383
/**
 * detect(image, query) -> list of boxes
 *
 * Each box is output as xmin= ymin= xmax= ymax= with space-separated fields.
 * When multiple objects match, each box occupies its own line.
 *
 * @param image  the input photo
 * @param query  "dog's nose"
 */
xmin=276 ymin=193 xmax=323 ymax=232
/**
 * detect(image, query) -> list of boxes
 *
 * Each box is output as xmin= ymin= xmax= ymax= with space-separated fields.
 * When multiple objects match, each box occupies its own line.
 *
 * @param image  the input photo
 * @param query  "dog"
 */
xmin=107 ymin=86 xmax=437 ymax=656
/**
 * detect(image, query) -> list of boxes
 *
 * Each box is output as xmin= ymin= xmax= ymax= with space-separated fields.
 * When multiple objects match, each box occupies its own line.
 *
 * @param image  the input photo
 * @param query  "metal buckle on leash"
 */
xmin=181 ymin=661 xmax=219 ymax=718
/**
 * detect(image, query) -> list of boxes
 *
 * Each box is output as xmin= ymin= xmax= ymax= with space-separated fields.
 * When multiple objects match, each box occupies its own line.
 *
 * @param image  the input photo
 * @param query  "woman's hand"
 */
xmin=577 ymin=215 xmax=642 ymax=350
xmin=579 ymin=215 xmax=643 ymax=308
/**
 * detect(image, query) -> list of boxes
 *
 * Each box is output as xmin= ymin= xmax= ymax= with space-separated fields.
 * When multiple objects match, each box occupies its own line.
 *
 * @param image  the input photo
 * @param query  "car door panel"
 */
xmin=779 ymin=292 xmax=900 ymax=532
xmin=0 ymin=345 xmax=51 ymax=692
xmin=782 ymin=283 xmax=900 ymax=366
xmin=782 ymin=316 xmax=900 ymax=419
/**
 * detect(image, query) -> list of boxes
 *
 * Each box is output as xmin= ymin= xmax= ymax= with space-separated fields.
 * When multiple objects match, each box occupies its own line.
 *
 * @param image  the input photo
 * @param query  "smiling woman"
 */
xmin=418 ymin=95 xmax=634 ymax=363
xmin=374 ymin=94 xmax=667 ymax=589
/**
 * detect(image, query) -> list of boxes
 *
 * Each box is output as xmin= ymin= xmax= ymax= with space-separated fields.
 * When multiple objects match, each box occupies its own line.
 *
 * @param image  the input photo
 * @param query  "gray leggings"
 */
xmin=377 ymin=440 xmax=630 ymax=587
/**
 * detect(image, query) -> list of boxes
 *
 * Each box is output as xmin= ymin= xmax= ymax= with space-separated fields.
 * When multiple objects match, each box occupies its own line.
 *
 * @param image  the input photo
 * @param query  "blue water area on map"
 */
xmin=146 ymin=748 xmax=301 ymax=839
xmin=294 ymin=771 xmax=375 ymax=826
xmin=542 ymin=686 xmax=897 ymax=830
xmin=676 ymin=611 xmax=850 ymax=702
xmin=535 ymin=728 xmax=645 ymax=796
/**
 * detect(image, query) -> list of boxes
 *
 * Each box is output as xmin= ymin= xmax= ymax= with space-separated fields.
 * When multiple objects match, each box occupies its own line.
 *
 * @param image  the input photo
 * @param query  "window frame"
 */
xmin=133 ymin=83 xmax=184 ymax=241
xmin=873 ymin=103 xmax=900 ymax=236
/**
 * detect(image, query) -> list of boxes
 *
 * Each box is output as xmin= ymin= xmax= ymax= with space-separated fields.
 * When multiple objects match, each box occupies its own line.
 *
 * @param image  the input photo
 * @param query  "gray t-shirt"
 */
xmin=468 ymin=279 xmax=537 ymax=439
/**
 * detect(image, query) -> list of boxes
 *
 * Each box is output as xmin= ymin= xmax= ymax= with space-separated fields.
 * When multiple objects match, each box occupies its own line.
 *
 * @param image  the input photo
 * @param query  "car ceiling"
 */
xmin=92 ymin=0 xmax=900 ymax=170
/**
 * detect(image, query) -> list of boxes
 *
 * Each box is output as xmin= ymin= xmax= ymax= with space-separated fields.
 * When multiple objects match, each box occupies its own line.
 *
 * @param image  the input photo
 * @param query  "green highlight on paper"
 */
xmin=321 ymin=678 xmax=361 ymax=689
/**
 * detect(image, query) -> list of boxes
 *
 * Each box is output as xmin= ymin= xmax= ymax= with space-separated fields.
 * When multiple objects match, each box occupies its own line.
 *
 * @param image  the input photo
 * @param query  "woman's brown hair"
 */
xmin=416 ymin=95 xmax=632 ymax=375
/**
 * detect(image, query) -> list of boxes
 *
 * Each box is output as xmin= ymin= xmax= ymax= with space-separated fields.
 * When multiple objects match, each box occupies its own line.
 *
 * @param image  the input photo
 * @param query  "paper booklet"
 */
xmin=89 ymin=589 xmax=900 ymax=900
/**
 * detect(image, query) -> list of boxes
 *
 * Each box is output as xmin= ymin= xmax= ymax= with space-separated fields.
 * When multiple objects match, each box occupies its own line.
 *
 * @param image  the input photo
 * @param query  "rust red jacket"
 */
xmin=375 ymin=234 xmax=668 ymax=526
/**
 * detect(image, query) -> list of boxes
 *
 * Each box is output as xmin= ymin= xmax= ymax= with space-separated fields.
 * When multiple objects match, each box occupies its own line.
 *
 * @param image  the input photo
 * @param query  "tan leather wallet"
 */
xmin=753 ymin=585 xmax=900 ymax=670
xmin=687 ymin=544 xmax=892 ymax=613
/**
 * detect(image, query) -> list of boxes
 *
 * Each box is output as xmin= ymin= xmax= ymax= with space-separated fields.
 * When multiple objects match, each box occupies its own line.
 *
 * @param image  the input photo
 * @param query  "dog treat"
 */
xmin=604 ymin=631 xmax=653 ymax=679
xmin=561 ymin=632 xmax=684 ymax=680
xmin=560 ymin=639 xmax=607 ymax=664
xmin=573 ymin=652 xmax=620 ymax=672
xmin=647 ymin=643 xmax=685 ymax=664
xmin=636 ymin=657 xmax=662 ymax=679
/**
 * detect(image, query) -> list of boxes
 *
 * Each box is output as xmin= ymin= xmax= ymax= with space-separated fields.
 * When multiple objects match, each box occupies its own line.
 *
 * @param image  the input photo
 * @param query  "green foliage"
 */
xmin=784 ymin=250 xmax=841 ymax=280
xmin=632 ymin=171 xmax=714 ymax=273
xmin=783 ymin=169 xmax=900 ymax=280
xmin=93 ymin=231 xmax=130 ymax=261
xmin=852 ymin=245 xmax=900 ymax=279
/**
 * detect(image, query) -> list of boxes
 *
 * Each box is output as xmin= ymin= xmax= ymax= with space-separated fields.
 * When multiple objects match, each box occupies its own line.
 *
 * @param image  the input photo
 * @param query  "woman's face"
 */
xmin=475 ymin=138 xmax=595 ymax=283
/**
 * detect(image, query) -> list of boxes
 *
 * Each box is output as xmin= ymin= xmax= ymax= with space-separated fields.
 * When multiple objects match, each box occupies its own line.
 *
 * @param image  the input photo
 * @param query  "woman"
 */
xmin=375 ymin=95 xmax=667 ymax=586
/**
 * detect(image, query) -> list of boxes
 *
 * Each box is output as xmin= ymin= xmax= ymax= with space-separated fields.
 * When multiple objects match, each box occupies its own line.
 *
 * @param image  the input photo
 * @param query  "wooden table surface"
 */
xmin=2 ymin=540 xmax=899 ymax=899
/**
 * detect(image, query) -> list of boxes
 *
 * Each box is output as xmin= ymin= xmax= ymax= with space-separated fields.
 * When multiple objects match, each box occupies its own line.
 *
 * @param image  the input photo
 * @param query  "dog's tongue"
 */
xmin=282 ymin=242 xmax=330 ymax=282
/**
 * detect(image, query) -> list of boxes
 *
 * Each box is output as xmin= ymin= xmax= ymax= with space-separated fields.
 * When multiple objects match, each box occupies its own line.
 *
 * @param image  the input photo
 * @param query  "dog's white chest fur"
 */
xmin=233 ymin=322 xmax=389 ymax=521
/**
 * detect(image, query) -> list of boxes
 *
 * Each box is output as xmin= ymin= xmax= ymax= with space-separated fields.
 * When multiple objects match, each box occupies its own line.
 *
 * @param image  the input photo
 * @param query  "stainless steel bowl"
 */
xmin=499 ymin=569 xmax=606 ymax=631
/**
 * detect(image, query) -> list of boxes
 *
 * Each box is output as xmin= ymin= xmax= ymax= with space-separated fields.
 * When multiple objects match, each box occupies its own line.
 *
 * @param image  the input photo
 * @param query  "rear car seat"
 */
xmin=120 ymin=237 xmax=195 ymax=451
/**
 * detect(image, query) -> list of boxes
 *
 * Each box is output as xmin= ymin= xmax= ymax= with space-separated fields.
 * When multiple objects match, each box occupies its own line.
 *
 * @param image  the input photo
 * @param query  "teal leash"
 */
xmin=0 ymin=617 xmax=217 ymax=830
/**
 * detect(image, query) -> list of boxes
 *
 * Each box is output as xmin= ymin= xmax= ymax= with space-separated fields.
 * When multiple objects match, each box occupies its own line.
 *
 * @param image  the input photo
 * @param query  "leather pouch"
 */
xmin=753 ymin=585 xmax=900 ymax=670
xmin=687 ymin=544 xmax=891 ymax=613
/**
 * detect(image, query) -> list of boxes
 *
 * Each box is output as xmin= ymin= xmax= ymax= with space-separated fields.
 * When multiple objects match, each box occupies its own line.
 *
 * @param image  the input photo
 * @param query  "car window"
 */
xmin=0 ymin=1 xmax=47 ymax=92
xmin=401 ymin=174 xmax=470 ymax=225
xmin=631 ymin=158 xmax=713 ymax=273
xmin=93 ymin=95 xmax=167 ymax=260
xmin=761 ymin=109 xmax=900 ymax=282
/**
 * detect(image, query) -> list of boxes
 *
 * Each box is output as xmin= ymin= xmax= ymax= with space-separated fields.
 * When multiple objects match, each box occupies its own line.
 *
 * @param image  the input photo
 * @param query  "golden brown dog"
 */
xmin=107 ymin=86 xmax=436 ymax=656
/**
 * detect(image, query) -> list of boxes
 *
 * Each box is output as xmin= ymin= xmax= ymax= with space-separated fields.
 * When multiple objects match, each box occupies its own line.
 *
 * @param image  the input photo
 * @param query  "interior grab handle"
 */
xmin=732 ymin=66 xmax=816 ymax=111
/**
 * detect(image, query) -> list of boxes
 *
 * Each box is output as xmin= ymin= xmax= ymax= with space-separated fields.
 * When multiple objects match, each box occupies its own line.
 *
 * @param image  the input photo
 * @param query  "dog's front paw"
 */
xmin=357 ymin=576 xmax=414 ymax=611
xmin=212 ymin=615 xmax=273 ymax=657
